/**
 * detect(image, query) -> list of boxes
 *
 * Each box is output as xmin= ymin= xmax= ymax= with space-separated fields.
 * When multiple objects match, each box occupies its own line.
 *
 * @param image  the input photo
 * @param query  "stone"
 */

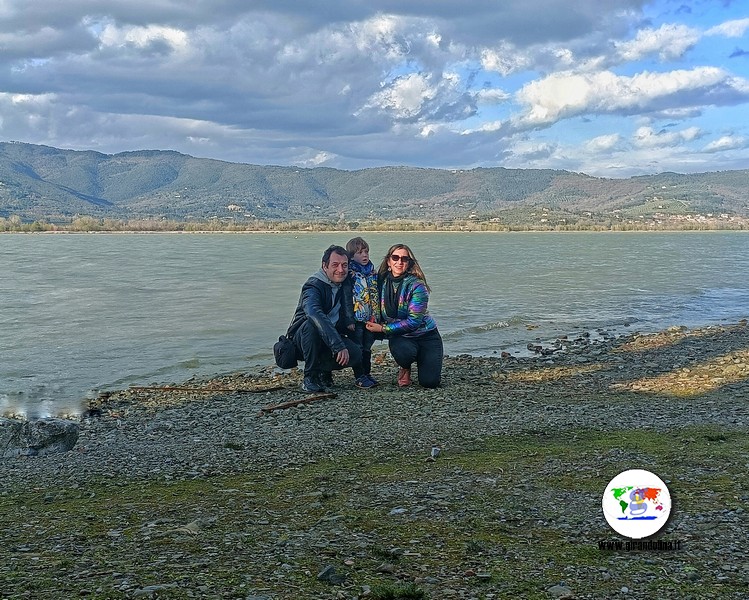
xmin=0 ymin=418 xmax=23 ymax=456
xmin=317 ymin=565 xmax=345 ymax=584
xmin=547 ymin=584 xmax=574 ymax=598
xmin=1 ymin=417 xmax=79 ymax=458
xmin=132 ymin=584 xmax=178 ymax=597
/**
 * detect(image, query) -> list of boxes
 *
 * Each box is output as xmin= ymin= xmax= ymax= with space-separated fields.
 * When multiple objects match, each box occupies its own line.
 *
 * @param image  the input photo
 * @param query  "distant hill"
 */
xmin=1 ymin=141 xmax=748 ymax=226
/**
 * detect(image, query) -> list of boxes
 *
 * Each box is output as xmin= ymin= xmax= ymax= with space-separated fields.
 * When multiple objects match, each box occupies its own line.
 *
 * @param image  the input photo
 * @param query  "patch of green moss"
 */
xmin=370 ymin=582 xmax=428 ymax=599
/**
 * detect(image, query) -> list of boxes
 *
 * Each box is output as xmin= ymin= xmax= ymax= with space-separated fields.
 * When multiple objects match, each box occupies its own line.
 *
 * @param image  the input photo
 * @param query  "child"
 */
xmin=346 ymin=236 xmax=380 ymax=388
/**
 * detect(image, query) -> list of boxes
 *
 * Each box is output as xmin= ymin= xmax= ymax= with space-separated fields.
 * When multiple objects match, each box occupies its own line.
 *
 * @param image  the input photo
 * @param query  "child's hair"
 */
xmin=346 ymin=236 xmax=369 ymax=255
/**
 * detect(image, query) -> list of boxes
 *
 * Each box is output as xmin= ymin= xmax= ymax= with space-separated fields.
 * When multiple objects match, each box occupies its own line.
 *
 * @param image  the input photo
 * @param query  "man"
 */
xmin=288 ymin=245 xmax=363 ymax=392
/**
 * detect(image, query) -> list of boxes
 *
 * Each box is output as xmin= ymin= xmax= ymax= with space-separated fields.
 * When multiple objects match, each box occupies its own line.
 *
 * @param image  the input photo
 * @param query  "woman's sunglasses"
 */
xmin=390 ymin=253 xmax=412 ymax=263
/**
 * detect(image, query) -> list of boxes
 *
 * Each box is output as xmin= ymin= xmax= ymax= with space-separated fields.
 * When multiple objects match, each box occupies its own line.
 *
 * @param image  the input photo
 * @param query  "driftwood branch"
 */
xmin=258 ymin=392 xmax=337 ymax=416
xmin=128 ymin=385 xmax=286 ymax=394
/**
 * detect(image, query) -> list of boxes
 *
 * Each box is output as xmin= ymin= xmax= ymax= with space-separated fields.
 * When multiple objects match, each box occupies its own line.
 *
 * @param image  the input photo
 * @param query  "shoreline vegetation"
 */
xmin=2 ymin=321 xmax=748 ymax=598
xmin=1 ymin=214 xmax=749 ymax=233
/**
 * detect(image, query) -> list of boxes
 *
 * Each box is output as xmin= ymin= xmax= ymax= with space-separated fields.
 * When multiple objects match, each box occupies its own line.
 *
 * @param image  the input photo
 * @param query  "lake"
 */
xmin=2 ymin=231 xmax=748 ymax=417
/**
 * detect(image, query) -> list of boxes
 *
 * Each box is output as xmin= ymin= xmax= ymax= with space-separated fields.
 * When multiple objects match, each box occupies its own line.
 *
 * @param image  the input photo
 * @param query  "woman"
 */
xmin=365 ymin=244 xmax=443 ymax=388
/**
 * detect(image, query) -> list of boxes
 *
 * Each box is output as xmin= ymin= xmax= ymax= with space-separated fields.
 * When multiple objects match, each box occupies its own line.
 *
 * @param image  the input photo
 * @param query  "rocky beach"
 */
xmin=1 ymin=322 xmax=748 ymax=599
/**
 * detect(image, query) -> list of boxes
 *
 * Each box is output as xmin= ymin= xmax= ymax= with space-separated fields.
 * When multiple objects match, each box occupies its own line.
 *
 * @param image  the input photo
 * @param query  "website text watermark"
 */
xmin=598 ymin=539 xmax=683 ymax=552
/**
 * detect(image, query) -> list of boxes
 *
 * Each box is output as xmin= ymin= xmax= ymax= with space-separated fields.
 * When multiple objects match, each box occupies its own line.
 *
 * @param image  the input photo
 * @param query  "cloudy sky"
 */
xmin=1 ymin=1 xmax=748 ymax=177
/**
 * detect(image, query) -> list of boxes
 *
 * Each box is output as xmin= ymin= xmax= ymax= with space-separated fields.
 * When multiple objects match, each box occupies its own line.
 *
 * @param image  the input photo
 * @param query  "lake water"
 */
xmin=2 ymin=231 xmax=748 ymax=417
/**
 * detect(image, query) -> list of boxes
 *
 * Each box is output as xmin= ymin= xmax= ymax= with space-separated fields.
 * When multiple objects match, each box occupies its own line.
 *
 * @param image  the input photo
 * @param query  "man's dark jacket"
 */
xmin=287 ymin=275 xmax=355 ymax=353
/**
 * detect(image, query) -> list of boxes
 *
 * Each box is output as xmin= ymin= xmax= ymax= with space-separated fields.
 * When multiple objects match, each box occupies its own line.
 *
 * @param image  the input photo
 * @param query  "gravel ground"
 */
xmin=2 ymin=322 xmax=748 ymax=599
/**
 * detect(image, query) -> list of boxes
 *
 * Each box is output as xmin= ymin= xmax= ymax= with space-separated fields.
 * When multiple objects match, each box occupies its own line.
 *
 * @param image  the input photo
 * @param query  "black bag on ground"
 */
xmin=273 ymin=334 xmax=297 ymax=369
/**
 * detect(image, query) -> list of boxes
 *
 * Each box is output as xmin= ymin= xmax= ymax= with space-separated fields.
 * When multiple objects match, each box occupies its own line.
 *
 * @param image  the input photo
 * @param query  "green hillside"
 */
xmin=1 ymin=141 xmax=748 ymax=227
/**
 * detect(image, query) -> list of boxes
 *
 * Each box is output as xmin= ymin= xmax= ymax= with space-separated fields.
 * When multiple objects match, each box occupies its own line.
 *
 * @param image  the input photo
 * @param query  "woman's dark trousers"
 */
xmin=388 ymin=329 xmax=443 ymax=388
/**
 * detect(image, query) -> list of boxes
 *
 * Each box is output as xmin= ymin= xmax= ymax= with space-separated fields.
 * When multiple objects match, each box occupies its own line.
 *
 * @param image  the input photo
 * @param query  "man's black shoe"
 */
xmin=302 ymin=375 xmax=325 ymax=393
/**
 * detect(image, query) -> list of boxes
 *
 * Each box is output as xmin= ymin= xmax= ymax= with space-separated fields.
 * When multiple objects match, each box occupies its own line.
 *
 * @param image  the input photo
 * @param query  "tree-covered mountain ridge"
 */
xmin=1 ymin=141 xmax=748 ymax=227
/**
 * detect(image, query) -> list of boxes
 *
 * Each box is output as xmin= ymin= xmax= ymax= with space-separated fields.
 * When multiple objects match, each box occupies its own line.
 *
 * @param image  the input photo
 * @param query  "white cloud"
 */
xmin=419 ymin=123 xmax=442 ymax=137
xmin=0 ymin=92 xmax=57 ymax=135
xmin=98 ymin=23 xmax=189 ymax=54
xmin=278 ymin=14 xmax=430 ymax=70
xmin=462 ymin=120 xmax=503 ymax=134
xmin=649 ymin=107 xmax=704 ymax=120
xmin=584 ymin=133 xmax=622 ymax=152
xmin=706 ymin=18 xmax=749 ymax=38
xmin=367 ymin=73 xmax=435 ymax=118
xmin=516 ymin=67 xmax=730 ymax=126
xmin=476 ymin=88 xmax=510 ymax=103
xmin=514 ymin=141 xmax=556 ymax=161
xmin=361 ymin=67 xmax=476 ymax=125
xmin=354 ymin=14 xmax=410 ymax=59
xmin=481 ymin=44 xmax=532 ymax=76
xmin=6 ymin=92 xmax=55 ymax=106
xmin=488 ymin=136 xmax=548 ymax=168
xmin=633 ymin=126 xmax=702 ymax=148
xmin=553 ymin=47 xmax=576 ymax=68
xmin=426 ymin=32 xmax=441 ymax=47
xmin=615 ymin=24 xmax=700 ymax=62
xmin=297 ymin=151 xmax=336 ymax=166
xmin=703 ymin=135 xmax=748 ymax=152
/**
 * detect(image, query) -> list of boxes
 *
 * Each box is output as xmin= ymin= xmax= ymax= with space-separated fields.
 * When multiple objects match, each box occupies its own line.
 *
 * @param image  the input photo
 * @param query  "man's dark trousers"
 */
xmin=294 ymin=320 xmax=362 ymax=375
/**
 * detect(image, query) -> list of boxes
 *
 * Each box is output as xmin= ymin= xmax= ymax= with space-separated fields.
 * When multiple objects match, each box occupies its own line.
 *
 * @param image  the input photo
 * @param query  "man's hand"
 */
xmin=335 ymin=348 xmax=350 ymax=366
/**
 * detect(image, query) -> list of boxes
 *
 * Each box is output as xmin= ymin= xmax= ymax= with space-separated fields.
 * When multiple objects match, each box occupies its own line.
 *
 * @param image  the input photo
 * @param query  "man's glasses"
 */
xmin=390 ymin=254 xmax=412 ymax=263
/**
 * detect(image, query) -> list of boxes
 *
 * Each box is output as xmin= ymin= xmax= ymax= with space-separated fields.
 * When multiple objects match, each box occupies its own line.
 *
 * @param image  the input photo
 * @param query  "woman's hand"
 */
xmin=365 ymin=321 xmax=385 ymax=334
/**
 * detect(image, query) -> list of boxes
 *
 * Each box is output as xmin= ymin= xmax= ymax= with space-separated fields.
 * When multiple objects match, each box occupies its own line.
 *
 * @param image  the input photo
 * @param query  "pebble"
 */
xmin=547 ymin=584 xmax=574 ymax=598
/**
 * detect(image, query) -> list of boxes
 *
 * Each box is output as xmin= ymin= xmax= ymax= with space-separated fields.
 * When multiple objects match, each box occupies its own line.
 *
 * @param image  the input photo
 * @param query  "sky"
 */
xmin=1 ymin=1 xmax=748 ymax=178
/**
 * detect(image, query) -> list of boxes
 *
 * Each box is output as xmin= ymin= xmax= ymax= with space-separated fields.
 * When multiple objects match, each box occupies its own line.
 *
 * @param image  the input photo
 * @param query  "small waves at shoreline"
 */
xmin=107 ymin=353 xmax=259 ymax=391
xmin=441 ymin=312 xmax=644 ymax=355
xmin=441 ymin=315 xmax=525 ymax=340
xmin=679 ymin=287 xmax=749 ymax=325
xmin=0 ymin=388 xmax=90 ymax=420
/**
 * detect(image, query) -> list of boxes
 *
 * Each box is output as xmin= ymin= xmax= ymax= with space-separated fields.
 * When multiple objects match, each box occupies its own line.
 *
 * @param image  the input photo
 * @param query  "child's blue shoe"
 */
xmin=355 ymin=375 xmax=376 ymax=389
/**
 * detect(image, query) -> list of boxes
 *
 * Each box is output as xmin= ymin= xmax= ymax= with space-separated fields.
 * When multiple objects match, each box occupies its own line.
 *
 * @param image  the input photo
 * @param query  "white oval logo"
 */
xmin=602 ymin=469 xmax=671 ymax=539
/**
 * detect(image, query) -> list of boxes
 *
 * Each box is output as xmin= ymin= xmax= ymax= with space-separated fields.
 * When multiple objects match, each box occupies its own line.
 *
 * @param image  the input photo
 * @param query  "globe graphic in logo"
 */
xmin=602 ymin=469 xmax=672 ymax=539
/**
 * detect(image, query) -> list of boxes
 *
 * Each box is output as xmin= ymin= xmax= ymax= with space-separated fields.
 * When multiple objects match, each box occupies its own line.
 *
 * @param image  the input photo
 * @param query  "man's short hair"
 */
xmin=322 ymin=244 xmax=349 ymax=265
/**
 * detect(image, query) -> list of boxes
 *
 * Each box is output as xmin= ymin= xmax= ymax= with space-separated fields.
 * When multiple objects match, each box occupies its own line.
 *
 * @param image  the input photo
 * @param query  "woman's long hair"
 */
xmin=377 ymin=243 xmax=430 ymax=292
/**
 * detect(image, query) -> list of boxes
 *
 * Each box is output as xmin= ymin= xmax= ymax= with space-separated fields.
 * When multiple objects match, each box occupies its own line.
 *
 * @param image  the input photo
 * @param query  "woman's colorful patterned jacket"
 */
xmin=379 ymin=274 xmax=437 ymax=337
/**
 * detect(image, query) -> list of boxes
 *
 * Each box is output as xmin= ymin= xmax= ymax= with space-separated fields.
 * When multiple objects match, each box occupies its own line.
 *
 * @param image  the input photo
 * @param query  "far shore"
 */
xmin=3 ymin=226 xmax=748 ymax=235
